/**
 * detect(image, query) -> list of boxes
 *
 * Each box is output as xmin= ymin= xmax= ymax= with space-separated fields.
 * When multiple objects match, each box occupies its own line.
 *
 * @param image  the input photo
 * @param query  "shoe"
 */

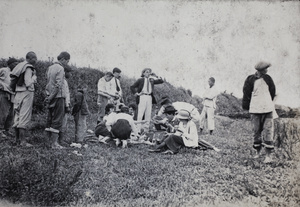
xmin=52 ymin=143 xmax=64 ymax=149
xmin=99 ymin=136 xmax=109 ymax=144
xmin=20 ymin=142 xmax=33 ymax=147
xmin=114 ymin=138 xmax=121 ymax=146
xmin=148 ymin=148 xmax=161 ymax=153
xmin=45 ymin=127 xmax=59 ymax=133
xmin=263 ymin=156 xmax=273 ymax=164
xmin=70 ymin=143 xmax=82 ymax=148
xmin=162 ymin=149 xmax=175 ymax=155
xmin=253 ymin=152 xmax=260 ymax=159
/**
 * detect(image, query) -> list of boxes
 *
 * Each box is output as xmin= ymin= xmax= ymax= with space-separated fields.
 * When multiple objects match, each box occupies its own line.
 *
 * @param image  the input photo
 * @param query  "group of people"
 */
xmin=0 ymin=51 xmax=90 ymax=149
xmin=0 ymin=51 xmax=277 ymax=162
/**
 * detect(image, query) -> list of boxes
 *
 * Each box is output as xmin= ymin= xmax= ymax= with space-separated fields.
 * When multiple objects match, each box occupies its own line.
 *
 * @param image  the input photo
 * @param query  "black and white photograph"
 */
xmin=0 ymin=0 xmax=299 ymax=206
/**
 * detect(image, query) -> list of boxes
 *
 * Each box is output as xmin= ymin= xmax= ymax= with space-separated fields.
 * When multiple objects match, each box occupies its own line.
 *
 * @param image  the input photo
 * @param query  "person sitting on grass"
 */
xmin=152 ymin=105 xmax=180 ymax=144
xmin=94 ymin=103 xmax=116 ymax=143
xmin=105 ymin=105 xmax=139 ymax=148
xmin=128 ymin=103 xmax=138 ymax=120
xmin=153 ymin=97 xmax=201 ymax=131
xmin=149 ymin=109 xmax=198 ymax=154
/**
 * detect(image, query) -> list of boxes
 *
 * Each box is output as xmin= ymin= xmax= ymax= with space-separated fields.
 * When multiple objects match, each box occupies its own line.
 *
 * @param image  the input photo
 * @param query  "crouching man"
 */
xmin=105 ymin=106 xmax=138 ymax=148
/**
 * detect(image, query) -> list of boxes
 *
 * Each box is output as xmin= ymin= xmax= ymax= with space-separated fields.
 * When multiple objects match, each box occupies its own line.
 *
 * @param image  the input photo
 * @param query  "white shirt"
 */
xmin=105 ymin=112 xmax=138 ymax=137
xmin=141 ymin=77 xmax=152 ymax=94
xmin=97 ymin=77 xmax=115 ymax=96
xmin=178 ymin=120 xmax=198 ymax=148
xmin=110 ymin=77 xmax=122 ymax=97
xmin=157 ymin=102 xmax=200 ymax=123
xmin=249 ymin=78 xmax=274 ymax=113
xmin=202 ymin=85 xmax=219 ymax=108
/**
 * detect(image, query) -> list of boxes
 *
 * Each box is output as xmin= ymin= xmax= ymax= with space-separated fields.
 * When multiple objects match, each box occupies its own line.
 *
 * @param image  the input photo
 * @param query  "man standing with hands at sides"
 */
xmin=11 ymin=52 xmax=37 ymax=147
xmin=242 ymin=61 xmax=276 ymax=163
xmin=199 ymin=77 xmax=219 ymax=135
xmin=45 ymin=51 xmax=70 ymax=149
xmin=130 ymin=68 xmax=164 ymax=134
xmin=112 ymin=67 xmax=123 ymax=103
xmin=0 ymin=57 xmax=18 ymax=139
xmin=97 ymin=72 xmax=118 ymax=124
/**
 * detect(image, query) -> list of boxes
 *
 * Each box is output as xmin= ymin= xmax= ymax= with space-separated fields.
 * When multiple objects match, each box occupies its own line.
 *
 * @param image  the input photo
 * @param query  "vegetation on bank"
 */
xmin=0 ymin=58 xmax=299 ymax=206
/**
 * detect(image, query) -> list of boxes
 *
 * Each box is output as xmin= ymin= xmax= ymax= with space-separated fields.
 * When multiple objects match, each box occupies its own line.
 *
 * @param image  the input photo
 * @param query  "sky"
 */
xmin=0 ymin=0 xmax=299 ymax=108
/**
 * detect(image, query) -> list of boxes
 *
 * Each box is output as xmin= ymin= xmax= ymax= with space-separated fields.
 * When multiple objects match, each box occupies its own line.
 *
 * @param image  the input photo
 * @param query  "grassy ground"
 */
xmin=0 ymin=114 xmax=299 ymax=207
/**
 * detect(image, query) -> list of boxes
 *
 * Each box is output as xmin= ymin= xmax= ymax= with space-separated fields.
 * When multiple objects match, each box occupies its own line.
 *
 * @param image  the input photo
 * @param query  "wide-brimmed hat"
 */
xmin=255 ymin=61 xmax=271 ymax=71
xmin=176 ymin=110 xmax=191 ymax=120
xmin=164 ymin=105 xmax=177 ymax=114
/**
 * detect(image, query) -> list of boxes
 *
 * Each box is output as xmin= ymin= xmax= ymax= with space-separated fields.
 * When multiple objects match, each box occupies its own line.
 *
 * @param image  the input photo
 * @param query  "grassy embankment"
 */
xmin=0 ymin=59 xmax=299 ymax=206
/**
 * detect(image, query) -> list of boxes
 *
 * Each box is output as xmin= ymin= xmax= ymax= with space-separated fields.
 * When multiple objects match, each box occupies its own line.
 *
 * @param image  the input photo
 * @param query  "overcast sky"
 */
xmin=1 ymin=0 xmax=299 ymax=107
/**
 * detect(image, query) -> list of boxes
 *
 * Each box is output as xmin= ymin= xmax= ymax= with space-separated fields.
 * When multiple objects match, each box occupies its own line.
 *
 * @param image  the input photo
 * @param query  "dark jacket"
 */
xmin=242 ymin=73 xmax=276 ymax=110
xmin=130 ymin=77 xmax=164 ymax=104
xmin=72 ymin=89 xmax=89 ymax=115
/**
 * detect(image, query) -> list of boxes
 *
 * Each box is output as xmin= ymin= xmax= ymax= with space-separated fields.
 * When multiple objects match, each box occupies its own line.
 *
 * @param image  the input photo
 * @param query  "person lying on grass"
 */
xmin=148 ymin=109 xmax=198 ymax=154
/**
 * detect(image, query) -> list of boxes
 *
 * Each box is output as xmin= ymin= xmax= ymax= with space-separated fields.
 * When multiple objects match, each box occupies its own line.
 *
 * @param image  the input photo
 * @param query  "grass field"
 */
xmin=0 ymin=114 xmax=299 ymax=207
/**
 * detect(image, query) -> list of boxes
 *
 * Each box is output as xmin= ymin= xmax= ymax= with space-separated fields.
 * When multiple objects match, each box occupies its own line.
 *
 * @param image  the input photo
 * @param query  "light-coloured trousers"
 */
xmin=137 ymin=95 xmax=152 ymax=132
xmin=13 ymin=91 xmax=34 ymax=129
xmin=74 ymin=111 xmax=87 ymax=143
xmin=199 ymin=106 xmax=215 ymax=131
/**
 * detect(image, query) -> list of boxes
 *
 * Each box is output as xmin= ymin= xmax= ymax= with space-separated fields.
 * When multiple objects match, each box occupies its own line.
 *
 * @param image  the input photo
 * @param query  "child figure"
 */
xmin=72 ymin=83 xmax=90 ymax=143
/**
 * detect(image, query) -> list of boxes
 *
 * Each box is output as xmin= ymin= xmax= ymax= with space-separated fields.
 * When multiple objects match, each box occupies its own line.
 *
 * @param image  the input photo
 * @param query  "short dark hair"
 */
xmin=164 ymin=111 xmax=176 ymax=115
xmin=209 ymin=77 xmax=215 ymax=83
xmin=57 ymin=52 xmax=70 ymax=61
xmin=128 ymin=103 xmax=137 ymax=110
xmin=26 ymin=51 xmax=36 ymax=59
xmin=113 ymin=67 xmax=121 ymax=73
xmin=105 ymin=104 xmax=115 ymax=114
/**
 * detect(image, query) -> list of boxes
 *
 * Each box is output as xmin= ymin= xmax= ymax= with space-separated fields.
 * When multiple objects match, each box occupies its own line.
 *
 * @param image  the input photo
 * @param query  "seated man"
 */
xmin=152 ymin=105 xmax=180 ymax=144
xmin=149 ymin=109 xmax=198 ymax=154
xmin=94 ymin=103 xmax=116 ymax=143
xmin=153 ymin=98 xmax=201 ymax=130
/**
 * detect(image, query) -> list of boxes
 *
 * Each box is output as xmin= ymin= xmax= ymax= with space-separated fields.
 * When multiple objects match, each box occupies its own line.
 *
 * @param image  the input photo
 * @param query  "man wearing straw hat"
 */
xmin=130 ymin=68 xmax=163 ymax=134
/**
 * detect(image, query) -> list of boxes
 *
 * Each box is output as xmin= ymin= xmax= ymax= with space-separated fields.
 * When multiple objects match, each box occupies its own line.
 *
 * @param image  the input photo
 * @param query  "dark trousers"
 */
xmin=0 ymin=91 xmax=14 ymax=130
xmin=95 ymin=122 xmax=112 ymax=138
xmin=111 ymin=119 xmax=132 ymax=140
xmin=47 ymin=98 xmax=65 ymax=131
xmin=165 ymin=134 xmax=184 ymax=153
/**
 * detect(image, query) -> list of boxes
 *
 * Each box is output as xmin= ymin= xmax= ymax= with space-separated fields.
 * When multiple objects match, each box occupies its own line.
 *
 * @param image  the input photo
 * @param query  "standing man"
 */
xmin=45 ymin=51 xmax=70 ymax=149
xmin=199 ymin=77 xmax=219 ymax=135
xmin=11 ymin=52 xmax=37 ymax=146
xmin=242 ymin=61 xmax=276 ymax=163
xmin=130 ymin=68 xmax=163 ymax=133
xmin=112 ymin=67 xmax=123 ymax=103
xmin=97 ymin=72 xmax=118 ymax=124
xmin=0 ymin=58 xmax=18 ymax=139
